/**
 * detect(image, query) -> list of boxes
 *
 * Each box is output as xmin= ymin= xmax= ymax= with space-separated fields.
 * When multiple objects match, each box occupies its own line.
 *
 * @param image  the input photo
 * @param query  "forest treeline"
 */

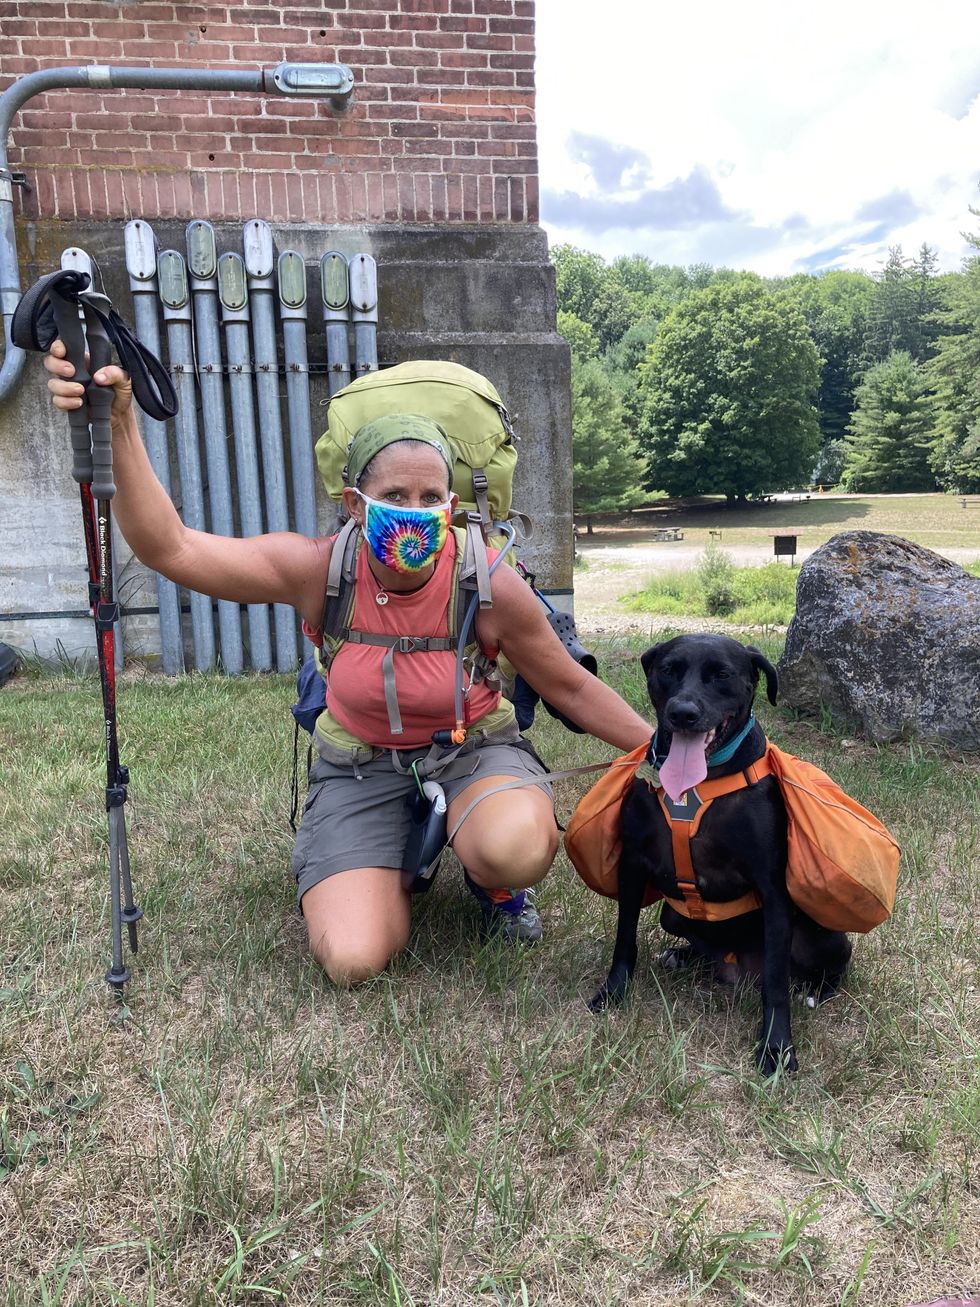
xmin=557 ymin=219 xmax=980 ymax=523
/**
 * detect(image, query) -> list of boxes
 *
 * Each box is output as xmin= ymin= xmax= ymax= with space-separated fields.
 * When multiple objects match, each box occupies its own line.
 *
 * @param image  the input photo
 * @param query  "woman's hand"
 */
xmin=44 ymin=338 xmax=133 ymax=424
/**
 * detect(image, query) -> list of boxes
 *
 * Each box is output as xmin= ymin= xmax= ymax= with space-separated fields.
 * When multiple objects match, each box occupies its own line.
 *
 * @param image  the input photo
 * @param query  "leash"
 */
xmin=11 ymin=263 xmax=178 ymax=993
xmin=444 ymin=756 xmax=639 ymax=847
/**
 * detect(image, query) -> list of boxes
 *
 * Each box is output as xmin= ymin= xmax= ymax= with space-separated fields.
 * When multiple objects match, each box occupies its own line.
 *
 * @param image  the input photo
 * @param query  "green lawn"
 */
xmin=1 ymin=646 xmax=978 ymax=1306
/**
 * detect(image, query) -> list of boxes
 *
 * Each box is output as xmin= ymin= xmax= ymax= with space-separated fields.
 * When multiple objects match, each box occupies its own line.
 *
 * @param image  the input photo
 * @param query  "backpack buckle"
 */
xmin=397 ymin=636 xmax=425 ymax=653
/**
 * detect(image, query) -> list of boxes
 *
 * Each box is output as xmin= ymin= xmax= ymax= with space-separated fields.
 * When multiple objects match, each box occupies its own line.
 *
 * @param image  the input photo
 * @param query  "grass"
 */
xmin=623 ymin=559 xmax=801 ymax=626
xmin=1 ymin=646 xmax=979 ymax=1305
xmin=582 ymin=492 xmax=980 ymax=555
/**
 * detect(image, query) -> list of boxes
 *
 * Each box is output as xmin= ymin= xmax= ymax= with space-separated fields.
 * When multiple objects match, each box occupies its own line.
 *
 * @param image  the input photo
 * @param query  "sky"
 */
xmin=534 ymin=0 xmax=980 ymax=277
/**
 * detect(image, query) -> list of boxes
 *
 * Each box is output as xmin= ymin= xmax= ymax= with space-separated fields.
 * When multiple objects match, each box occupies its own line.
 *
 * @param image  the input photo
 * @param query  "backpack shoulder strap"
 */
xmin=319 ymin=517 xmax=361 ymax=671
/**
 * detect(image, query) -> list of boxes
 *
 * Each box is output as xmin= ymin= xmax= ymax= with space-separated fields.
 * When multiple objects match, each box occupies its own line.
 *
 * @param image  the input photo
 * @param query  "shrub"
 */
xmin=696 ymin=544 xmax=737 ymax=615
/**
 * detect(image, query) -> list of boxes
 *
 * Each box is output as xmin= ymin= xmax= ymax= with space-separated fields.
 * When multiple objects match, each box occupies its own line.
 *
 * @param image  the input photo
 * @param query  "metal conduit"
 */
xmin=278 ymin=250 xmax=318 ymax=659
xmin=186 ymin=220 xmax=243 ymax=674
xmin=321 ymin=251 xmax=351 ymax=397
xmin=350 ymin=253 xmax=379 ymax=378
xmin=158 ymin=247 xmax=215 ymax=671
xmin=0 ymin=62 xmax=354 ymax=406
xmin=123 ymin=220 xmax=184 ymax=675
xmin=243 ymin=219 xmax=296 ymax=671
xmin=218 ymin=251 xmax=273 ymax=671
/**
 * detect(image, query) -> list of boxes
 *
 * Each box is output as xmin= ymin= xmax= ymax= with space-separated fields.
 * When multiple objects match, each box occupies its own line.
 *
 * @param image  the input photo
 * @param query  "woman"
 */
xmin=45 ymin=344 xmax=653 ymax=984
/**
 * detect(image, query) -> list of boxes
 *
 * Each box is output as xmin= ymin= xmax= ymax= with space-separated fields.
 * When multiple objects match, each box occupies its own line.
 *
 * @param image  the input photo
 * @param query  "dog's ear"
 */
xmin=746 ymin=646 xmax=778 ymax=705
xmin=640 ymin=643 xmax=666 ymax=676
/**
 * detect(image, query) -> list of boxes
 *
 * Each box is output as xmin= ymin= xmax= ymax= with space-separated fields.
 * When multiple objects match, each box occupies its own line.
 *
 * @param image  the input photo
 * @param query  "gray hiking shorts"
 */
xmin=290 ymin=735 xmax=553 ymax=907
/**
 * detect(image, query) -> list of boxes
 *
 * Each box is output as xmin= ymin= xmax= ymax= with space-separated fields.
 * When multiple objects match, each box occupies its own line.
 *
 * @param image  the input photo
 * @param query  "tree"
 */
xmin=927 ymin=216 xmax=980 ymax=492
xmin=636 ymin=276 xmax=821 ymax=503
xmin=571 ymin=357 xmax=645 ymax=531
xmin=557 ymin=310 xmax=599 ymax=363
xmin=776 ymin=270 xmax=875 ymax=444
xmin=840 ymin=351 xmax=937 ymax=492
xmin=863 ymin=244 xmax=944 ymax=366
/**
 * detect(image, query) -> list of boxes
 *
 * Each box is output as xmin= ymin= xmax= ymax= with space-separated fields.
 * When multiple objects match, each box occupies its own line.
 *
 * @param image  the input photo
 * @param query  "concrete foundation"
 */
xmin=0 ymin=220 xmax=571 ymax=668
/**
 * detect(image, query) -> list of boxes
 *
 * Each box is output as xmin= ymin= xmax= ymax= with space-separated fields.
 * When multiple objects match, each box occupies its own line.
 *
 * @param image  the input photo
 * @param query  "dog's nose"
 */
xmin=666 ymin=700 xmax=701 ymax=731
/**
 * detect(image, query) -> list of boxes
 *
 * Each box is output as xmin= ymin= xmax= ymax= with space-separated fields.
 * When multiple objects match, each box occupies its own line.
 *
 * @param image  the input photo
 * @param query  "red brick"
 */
xmin=400 ymin=0 xmax=451 ymax=11
xmin=413 ymin=172 xmax=431 ymax=220
xmin=438 ymin=15 xmax=487 ymax=31
xmin=430 ymin=171 xmax=447 ymax=219
xmin=489 ymin=52 xmax=534 ymax=68
xmin=508 ymin=175 xmax=524 ymax=222
xmin=285 ymin=171 xmax=304 ymax=220
xmin=391 ymin=121 xmax=439 ymax=137
xmin=172 ymin=172 xmax=194 ymax=217
xmin=3 ymin=17 xmax=36 ymax=33
xmin=388 ymin=47 xmax=439 ymax=65
xmin=465 ymin=33 xmax=513 ymax=50
xmin=381 ymin=171 xmax=398 ymax=220
xmin=334 ymin=170 xmax=352 ymax=221
xmin=346 ymin=171 xmax=367 ymax=220
xmin=438 ymin=50 xmax=485 ymax=67
xmin=467 ymin=70 xmax=517 ymax=87
xmin=122 ymin=171 xmax=144 ymax=220
xmin=366 ymin=171 xmax=383 ymax=216
xmin=389 ymin=12 xmax=438 ymax=27
xmin=450 ymin=0 xmax=474 ymax=9
xmin=488 ymin=15 xmax=534 ymax=33
xmin=461 ymin=172 xmax=477 ymax=220
xmin=397 ymin=171 xmax=415 ymax=218
xmin=367 ymin=102 xmax=421 ymax=120
xmin=478 ymin=138 xmax=514 ymax=155
xmin=525 ymin=172 xmax=538 ymax=222
xmin=419 ymin=68 xmax=467 ymax=85
xmin=190 ymin=169 xmax=207 ymax=211
xmin=443 ymin=171 xmax=459 ymax=216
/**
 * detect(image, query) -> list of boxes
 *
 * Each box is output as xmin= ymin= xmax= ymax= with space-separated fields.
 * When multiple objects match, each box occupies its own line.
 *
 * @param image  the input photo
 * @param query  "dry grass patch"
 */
xmin=1 ymin=646 xmax=978 ymax=1306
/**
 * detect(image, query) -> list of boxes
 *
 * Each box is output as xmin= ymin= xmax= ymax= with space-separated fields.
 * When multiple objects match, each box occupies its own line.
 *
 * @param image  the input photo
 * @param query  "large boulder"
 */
xmin=778 ymin=531 xmax=980 ymax=751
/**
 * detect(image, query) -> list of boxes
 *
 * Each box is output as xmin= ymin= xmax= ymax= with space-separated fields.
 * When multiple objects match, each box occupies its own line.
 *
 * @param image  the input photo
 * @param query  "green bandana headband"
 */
xmin=344 ymin=414 xmax=456 ymax=489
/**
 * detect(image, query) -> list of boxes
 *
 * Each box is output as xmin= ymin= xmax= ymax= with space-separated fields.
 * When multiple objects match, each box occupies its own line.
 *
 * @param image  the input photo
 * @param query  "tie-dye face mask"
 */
xmin=357 ymin=491 xmax=452 ymax=573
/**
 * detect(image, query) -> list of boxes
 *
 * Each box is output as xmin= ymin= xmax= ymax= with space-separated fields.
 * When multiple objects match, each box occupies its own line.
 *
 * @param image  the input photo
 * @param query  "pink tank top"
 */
xmin=319 ymin=531 xmax=502 ymax=749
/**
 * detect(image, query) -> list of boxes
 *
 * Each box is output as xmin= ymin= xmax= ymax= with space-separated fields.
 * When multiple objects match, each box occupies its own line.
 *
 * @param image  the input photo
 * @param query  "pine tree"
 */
xmin=841 ymin=351 xmax=937 ymax=492
xmin=571 ymin=357 xmax=645 ymax=532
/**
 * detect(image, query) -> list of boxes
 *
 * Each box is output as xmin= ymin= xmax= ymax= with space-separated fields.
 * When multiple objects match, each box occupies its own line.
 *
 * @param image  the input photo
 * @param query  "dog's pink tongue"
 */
xmin=659 ymin=732 xmax=709 ymax=802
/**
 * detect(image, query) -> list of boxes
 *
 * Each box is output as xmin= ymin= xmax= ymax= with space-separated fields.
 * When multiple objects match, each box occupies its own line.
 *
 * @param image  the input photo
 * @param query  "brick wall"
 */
xmin=1 ymin=0 xmax=538 ymax=225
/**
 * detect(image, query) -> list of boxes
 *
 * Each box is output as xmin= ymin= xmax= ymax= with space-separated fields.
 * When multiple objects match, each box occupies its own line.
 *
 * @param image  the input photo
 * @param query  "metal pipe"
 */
xmin=349 ymin=253 xmax=379 ymax=377
xmin=244 ymin=219 xmax=296 ymax=671
xmin=123 ymin=219 xmax=184 ymax=675
xmin=186 ymin=219 xmax=243 ymax=675
xmin=278 ymin=250 xmax=318 ymax=660
xmin=158 ymin=247 xmax=215 ymax=671
xmin=321 ymin=251 xmax=351 ymax=397
xmin=218 ymin=251 xmax=272 ymax=672
xmin=0 ymin=61 xmax=355 ymax=405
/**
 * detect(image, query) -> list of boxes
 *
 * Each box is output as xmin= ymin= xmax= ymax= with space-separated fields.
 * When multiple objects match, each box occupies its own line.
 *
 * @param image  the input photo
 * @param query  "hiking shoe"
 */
xmin=463 ymin=871 xmax=543 ymax=946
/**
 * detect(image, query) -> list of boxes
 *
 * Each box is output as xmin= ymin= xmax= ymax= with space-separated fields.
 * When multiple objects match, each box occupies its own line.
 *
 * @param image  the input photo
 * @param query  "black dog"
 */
xmin=589 ymin=634 xmax=852 ymax=1074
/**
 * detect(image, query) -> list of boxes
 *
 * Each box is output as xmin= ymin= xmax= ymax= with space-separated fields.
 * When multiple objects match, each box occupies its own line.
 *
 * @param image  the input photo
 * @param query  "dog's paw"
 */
xmin=798 ymin=976 xmax=844 ymax=1008
xmin=658 ymin=945 xmax=699 ymax=972
xmin=590 ymin=982 xmax=614 ymax=1014
xmin=587 ymin=973 xmax=629 ymax=1013
xmin=755 ymin=1041 xmax=798 ymax=1077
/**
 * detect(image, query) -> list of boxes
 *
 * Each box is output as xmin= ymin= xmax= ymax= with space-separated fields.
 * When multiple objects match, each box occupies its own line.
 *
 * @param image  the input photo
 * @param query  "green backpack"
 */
xmin=315 ymin=359 xmax=519 ymax=530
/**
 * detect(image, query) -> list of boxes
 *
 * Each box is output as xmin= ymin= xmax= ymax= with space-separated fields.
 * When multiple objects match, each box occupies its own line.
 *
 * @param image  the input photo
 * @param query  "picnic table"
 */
xmin=652 ymin=527 xmax=684 ymax=542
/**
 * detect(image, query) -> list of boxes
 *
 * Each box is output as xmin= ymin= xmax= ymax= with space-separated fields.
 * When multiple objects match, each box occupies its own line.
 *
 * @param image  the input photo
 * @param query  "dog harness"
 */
xmin=639 ymin=750 xmax=775 ymax=922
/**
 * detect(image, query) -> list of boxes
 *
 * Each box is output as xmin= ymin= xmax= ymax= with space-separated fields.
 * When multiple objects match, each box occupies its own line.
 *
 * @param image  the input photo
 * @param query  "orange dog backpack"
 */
xmin=563 ymin=741 xmax=900 ymax=934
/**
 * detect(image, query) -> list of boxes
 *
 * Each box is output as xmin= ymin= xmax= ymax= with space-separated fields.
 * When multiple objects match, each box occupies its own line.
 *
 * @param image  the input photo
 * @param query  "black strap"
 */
xmin=11 ymin=268 xmax=178 ymax=423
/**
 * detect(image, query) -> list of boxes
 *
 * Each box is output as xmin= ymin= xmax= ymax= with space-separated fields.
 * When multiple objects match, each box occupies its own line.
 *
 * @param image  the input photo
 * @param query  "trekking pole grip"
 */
xmin=88 ymin=390 xmax=116 ymax=500
xmin=47 ymin=291 xmax=95 ymax=485
xmin=85 ymin=317 xmax=116 ymax=500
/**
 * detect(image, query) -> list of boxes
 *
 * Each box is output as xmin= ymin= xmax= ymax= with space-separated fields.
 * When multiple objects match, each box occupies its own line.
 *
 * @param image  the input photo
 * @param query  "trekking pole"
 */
xmin=50 ymin=282 xmax=143 ymax=990
xmin=12 ymin=263 xmax=177 ymax=993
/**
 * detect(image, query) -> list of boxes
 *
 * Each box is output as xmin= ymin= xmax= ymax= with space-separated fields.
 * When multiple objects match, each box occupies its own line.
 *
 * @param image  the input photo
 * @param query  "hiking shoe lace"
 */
xmin=463 ymin=871 xmax=543 ymax=946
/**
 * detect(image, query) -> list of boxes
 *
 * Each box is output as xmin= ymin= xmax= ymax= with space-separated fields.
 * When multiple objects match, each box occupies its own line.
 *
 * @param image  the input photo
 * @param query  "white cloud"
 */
xmin=536 ymin=0 xmax=980 ymax=273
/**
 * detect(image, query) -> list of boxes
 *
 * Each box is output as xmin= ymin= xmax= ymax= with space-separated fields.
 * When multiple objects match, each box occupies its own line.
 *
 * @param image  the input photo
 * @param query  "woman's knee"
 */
xmin=463 ymin=815 xmax=559 ymax=888
xmin=309 ymin=924 xmax=408 ymax=986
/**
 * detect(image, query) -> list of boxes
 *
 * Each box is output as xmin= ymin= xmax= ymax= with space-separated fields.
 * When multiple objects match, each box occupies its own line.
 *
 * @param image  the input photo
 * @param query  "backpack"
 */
xmin=315 ymin=359 xmax=519 ymax=532
xmin=563 ymin=740 xmax=900 ymax=934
